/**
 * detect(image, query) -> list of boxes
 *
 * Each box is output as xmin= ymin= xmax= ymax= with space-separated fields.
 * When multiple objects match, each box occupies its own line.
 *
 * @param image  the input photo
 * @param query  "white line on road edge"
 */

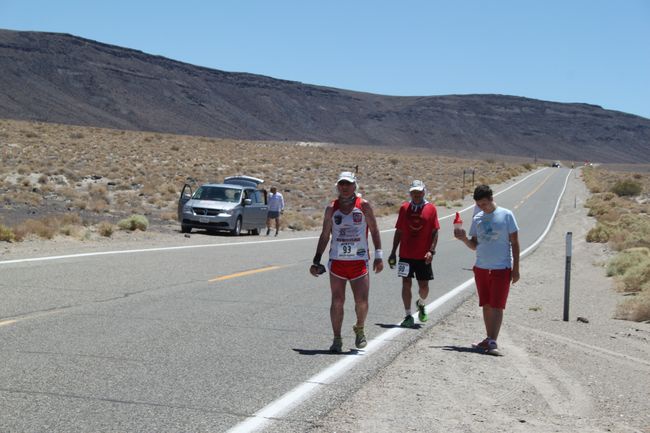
xmin=226 ymin=168 xmax=570 ymax=433
xmin=0 ymin=168 xmax=548 ymax=266
xmin=0 ymin=236 xmax=320 ymax=266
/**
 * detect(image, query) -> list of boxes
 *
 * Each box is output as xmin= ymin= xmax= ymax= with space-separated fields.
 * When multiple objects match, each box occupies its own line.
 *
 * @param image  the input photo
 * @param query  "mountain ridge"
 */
xmin=1 ymin=28 xmax=649 ymax=163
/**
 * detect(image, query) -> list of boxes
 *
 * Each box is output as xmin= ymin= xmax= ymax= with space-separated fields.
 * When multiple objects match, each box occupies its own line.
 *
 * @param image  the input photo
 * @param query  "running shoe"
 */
xmin=472 ymin=338 xmax=490 ymax=351
xmin=352 ymin=325 xmax=367 ymax=349
xmin=330 ymin=337 xmax=343 ymax=354
xmin=472 ymin=338 xmax=501 ymax=355
xmin=400 ymin=315 xmax=415 ymax=328
xmin=416 ymin=300 xmax=428 ymax=322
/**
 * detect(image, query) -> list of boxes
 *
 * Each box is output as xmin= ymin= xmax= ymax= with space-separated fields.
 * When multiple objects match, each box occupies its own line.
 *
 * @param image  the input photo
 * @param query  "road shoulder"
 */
xmin=310 ymin=172 xmax=650 ymax=433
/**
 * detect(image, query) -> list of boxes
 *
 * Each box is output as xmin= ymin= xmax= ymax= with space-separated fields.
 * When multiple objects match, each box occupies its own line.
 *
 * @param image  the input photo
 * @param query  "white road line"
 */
xmin=226 ymin=168 xmax=569 ymax=433
xmin=0 ymin=237 xmax=319 ymax=266
xmin=0 ymin=168 xmax=548 ymax=266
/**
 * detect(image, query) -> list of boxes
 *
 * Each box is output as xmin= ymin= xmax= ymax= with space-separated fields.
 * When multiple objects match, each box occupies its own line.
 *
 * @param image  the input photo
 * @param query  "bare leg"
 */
xmin=401 ymin=277 xmax=412 ymax=310
xmin=350 ymin=274 xmax=370 ymax=327
xmin=330 ymin=274 xmax=347 ymax=337
xmin=417 ymin=280 xmax=430 ymax=301
xmin=483 ymin=305 xmax=504 ymax=340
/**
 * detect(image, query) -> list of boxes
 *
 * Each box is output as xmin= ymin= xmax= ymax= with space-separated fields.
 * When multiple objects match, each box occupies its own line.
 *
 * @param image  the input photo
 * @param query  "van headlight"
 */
xmin=218 ymin=210 xmax=233 ymax=216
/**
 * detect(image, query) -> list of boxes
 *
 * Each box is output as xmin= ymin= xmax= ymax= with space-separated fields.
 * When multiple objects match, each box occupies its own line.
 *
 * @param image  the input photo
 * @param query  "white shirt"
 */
xmin=268 ymin=192 xmax=284 ymax=212
xmin=329 ymin=197 xmax=369 ymax=261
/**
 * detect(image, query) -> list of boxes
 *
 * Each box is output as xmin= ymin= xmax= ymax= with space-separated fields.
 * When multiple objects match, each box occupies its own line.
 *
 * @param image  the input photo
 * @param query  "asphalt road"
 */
xmin=0 ymin=167 xmax=571 ymax=433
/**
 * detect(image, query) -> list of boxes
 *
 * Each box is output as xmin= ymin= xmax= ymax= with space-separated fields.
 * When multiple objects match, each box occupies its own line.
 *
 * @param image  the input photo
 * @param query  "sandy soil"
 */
xmin=309 ymin=174 xmax=650 ymax=433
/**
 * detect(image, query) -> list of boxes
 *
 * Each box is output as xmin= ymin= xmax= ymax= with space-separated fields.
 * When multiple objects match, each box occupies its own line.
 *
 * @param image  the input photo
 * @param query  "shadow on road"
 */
xmin=434 ymin=345 xmax=483 ymax=354
xmin=375 ymin=322 xmax=423 ymax=330
xmin=292 ymin=348 xmax=362 ymax=356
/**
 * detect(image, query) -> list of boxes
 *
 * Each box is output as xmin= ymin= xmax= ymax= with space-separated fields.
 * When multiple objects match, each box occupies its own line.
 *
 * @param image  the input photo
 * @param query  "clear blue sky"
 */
xmin=1 ymin=0 xmax=649 ymax=119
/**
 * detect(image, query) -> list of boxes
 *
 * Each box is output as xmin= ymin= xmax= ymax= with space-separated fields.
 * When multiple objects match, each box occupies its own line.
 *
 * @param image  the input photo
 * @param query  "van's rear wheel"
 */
xmin=231 ymin=217 xmax=242 ymax=236
xmin=250 ymin=228 xmax=260 ymax=235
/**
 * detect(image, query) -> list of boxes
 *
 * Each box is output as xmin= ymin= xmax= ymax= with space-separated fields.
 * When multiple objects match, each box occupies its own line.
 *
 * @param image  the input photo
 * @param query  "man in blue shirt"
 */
xmin=454 ymin=184 xmax=520 ymax=355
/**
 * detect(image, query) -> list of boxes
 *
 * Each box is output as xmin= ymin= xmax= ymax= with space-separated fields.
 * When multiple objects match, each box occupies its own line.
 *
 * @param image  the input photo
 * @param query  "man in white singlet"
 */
xmin=310 ymin=171 xmax=384 ymax=353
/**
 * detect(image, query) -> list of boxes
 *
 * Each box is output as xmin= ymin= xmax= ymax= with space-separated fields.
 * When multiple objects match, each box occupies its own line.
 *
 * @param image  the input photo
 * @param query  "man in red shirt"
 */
xmin=388 ymin=180 xmax=440 ymax=328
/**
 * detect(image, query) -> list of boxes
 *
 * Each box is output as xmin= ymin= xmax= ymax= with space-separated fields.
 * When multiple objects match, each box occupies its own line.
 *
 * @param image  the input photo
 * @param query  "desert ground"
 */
xmin=0 ymin=118 xmax=533 ymax=237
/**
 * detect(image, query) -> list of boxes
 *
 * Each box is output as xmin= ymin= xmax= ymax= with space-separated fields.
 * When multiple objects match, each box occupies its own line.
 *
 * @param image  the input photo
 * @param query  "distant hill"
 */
xmin=1 ymin=29 xmax=649 ymax=163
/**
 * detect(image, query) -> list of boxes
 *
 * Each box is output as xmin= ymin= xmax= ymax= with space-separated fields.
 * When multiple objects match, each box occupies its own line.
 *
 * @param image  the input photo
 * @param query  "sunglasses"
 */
xmin=337 ymin=181 xmax=354 ymax=186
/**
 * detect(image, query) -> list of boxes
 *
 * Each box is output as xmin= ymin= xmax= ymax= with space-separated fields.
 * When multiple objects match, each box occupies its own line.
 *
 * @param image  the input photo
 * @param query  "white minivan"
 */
xmin=177 ymin=176 xmax=268 ymax=235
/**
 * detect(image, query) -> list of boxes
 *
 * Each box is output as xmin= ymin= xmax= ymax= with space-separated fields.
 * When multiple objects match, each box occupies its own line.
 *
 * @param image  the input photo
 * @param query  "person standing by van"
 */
xmin=266 ymin=186 xmax=284 ymax=236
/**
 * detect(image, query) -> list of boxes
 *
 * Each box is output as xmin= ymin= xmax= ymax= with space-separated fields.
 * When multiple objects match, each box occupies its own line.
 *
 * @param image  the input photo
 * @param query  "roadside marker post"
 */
xmin=563 ymin=232 xmax=572 ymax=322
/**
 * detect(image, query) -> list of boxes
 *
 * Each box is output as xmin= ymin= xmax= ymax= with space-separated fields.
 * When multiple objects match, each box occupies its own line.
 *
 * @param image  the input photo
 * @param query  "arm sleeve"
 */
xmin=469 ymin=215 xmax=478 ymax=237
xmin=507 ymin=211 xmax=519 ymax=234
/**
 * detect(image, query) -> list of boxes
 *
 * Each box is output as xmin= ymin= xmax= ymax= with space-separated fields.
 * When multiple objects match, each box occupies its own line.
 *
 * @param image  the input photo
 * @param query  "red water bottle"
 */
xmin=453 ymin=212 xmax=463 ymax=235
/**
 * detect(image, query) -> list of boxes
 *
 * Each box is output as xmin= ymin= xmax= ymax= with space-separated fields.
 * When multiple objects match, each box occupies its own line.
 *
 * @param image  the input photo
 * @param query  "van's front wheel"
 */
xmin=231 ymin=217 xmax=242 ymax=236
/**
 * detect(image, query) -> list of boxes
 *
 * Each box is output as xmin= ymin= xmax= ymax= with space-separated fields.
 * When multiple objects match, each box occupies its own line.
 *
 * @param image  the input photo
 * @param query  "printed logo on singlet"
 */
xmin=334 ymin=215 xmax=342 ymax=225
xmin=353 ymin=212 xmax=362 ymax=224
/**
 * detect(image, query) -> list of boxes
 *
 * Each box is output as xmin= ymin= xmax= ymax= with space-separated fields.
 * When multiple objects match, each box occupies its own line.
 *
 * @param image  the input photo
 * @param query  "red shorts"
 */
xmin=329 ymin=260 xmax=368 ymax=281
xmin=473 ymin=266 xmax=512 ymax=309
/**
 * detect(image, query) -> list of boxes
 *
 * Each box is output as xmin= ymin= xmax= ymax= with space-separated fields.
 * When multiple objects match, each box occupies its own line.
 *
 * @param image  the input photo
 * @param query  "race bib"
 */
xmin=397 ymin=261 xmax=410 ymax=277
xmin=337 ymin=242 xmax=357 ymax=258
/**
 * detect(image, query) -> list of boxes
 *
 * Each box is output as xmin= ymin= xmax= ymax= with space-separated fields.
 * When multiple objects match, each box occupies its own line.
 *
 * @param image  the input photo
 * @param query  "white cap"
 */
xmin=409 ymin=180 xmax=426 ymax=191
xmin=337 ymin=171 xmax=357 ymax=184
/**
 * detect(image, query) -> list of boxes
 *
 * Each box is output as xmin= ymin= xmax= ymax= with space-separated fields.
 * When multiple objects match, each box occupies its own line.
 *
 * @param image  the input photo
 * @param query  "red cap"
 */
xmin=453 ymin=212 xmax=463 ymax=224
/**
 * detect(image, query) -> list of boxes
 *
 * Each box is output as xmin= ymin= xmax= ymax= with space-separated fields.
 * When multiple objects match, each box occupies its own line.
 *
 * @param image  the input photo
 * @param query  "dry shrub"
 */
xmin=159 ymin=211 xmax=177 ymax=221
xmin=88 ymin=199 xmax=110 ymax=213
xmin=607 ymin=248 xmax=650 ymax=276
xmin=609 ymin=214 xmax=650 ymax=250
xmin=586 ymin=223 xmax=612 ymax=243
xmin=615 ymin=289 xmax=650 ymax=322
xmin=97 ymin=221 xmax=114 ymax=237
xmin=587 ymin=214 xmax=650 ymax=250
xmin=284 ymin=210 xmax=319 ymax=231
xmin=74 ymin=199 xmax=88 ymax=210
xmin=611 ymin=179 xmax=642 ymax=197
xmin=59 ymin=224 xmax=84 ymax=237
xmin=617 ymin=259 xmax=650 ymax=293
xmin=61 ymin=213 xmax=81 ymax=225
xmin=117 ymin=215 xmax=149 ymax=231
xmin=13 ymin=219 xmax=57 ymax=240
xmin=158 ymin=183 xmax=177 ymax=195
xmin=0 ymin=224 xmax=15 ymax=242
xmin=88 ymin=184 xmax=109 ymax=202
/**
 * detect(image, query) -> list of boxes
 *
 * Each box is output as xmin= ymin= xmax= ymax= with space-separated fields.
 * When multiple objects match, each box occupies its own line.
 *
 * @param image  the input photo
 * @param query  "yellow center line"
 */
xmin=0 ymin=319 xmax=17 ymax=327
xmin=514 ymin=171 xmax=554 ymax=210
xmin=209 ymin=265 xmax=284 ymax=282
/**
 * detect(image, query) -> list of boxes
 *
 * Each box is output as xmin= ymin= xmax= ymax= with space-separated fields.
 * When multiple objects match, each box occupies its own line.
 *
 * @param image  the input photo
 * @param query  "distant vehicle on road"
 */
xmin=177 ymin=176 xmax=268 ymax=235
xmin=551 ymin=161 xmax=562 ymax=168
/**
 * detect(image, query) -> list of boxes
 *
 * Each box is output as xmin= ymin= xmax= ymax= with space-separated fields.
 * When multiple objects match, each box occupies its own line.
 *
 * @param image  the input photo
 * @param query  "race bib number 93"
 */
xmin=337 ymin=242 xmax=357 ymax=258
